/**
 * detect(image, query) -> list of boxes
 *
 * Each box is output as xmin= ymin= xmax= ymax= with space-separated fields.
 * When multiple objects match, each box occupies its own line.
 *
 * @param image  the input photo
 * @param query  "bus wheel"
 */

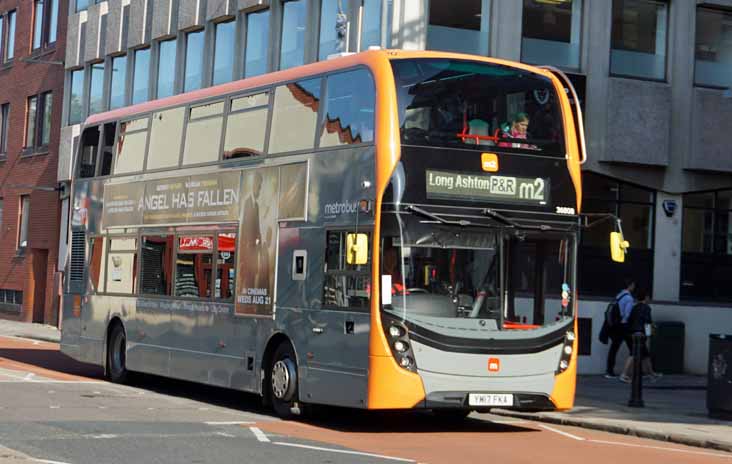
xmin=432 ymin=409 xmax=471 ymax=422
xmin=107 ymin=324 xmax=129 ymax=384
xmin=269 ymin=343 xmax=299 ymax=419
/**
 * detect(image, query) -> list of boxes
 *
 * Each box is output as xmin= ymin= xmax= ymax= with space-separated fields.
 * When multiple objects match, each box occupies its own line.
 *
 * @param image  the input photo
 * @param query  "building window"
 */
xmin=681 ymin=190 xmax=732 ymax=302
xmin=280 ymin=0 xmax=307 ymax=70
xmin=25 ymin=92 xmax=52 ymax=149
xmin=68 ymin=69 xmax=84 ymax=124
xmin=109 ymin=55 xmax=127 ymax=109
xmin=1 ymin=11 xmax=16 ymax=62
xmin=610 ymin=0 xmax=668 ymax=80
xmin=76 ymin=0 xmax=90 ymax=12
xmin=132 ymin=47 xmax=151 ymax=104
xmin=0 ymin=198 xmax=3 ymax=231
xmin=579 ymin=173 xmax=655 ymax=296
xmin=33 ymin=0 xmax=59 ymax=50
xmin=359 ymin=0 xmax=382 ymax=51
xmin=88 ymin=62 xmax=104 ymax=115
xmin=18 ymin=195 xmax=30 ymax=249
xmin=184 ymin=29 xmax=205 ymax=92
xmin=156 ymin=39 xmax=177 ymax=98
xmin=244 ymin=10 xmax=270 ymax=78
xmin=213 ymin=20 xmax=236 ymax=85
xmin=522 ymin=0 xmax=582 ymax=69
xmin=694 ymin=8 xmax=732 ymax=88
xmin=0 ymin=289 xmax=23 ymax=311
xmin=0 ymin=103 xmax=8 ymax=155
xmin=427 ymin=0 xmax=486 ymax=55
xmin=319 ymin=0 xmax=347 ymax=60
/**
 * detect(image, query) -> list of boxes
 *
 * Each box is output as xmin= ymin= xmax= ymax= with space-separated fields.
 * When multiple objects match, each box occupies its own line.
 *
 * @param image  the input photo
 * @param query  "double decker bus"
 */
xmin=61 ymin=49 xmax=588 ymax=418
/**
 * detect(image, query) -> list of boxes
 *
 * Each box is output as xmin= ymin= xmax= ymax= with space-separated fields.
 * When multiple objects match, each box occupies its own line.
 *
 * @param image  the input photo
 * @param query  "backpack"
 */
xmin=604 ymin=297 xmax=623 ymax=328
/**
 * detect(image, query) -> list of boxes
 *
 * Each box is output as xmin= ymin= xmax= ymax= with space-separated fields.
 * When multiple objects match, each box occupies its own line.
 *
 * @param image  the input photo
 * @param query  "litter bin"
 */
xmin=708 ymin=334 xmax=732 ymax=420
xmin=650 ymin=321 xmax=685 ymax=374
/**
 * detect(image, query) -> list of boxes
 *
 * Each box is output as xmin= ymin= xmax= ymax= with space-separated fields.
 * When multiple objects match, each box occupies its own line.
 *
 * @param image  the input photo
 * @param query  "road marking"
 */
xmin=205 ymin=421 xmax=255 ymax=426
xmin=89 ymin=434 xmax=118 ymax=439
xmin=273 ymin=442 xmax=414 ymax=462
xmin=490 ymin=419 xmax=528 ymax=424
xmin=215 ymin=432 xmax=235 ymax=438
xmin=24 ymin=373 xmax=35 ymax=380
xmin=249 ymin=427 xmax=270 ymax=442
xmin=537 ymin=424 xmax=585 ymax=441
xmin=33 ymin=459 xmax=72 ymax=464
xmin=0 ymin=380 xmax=104 ymax=384
xmin=589 ymin=439 xmax=732 ymax=459
xmin=49 ymin=406 xmax=61 ymax=409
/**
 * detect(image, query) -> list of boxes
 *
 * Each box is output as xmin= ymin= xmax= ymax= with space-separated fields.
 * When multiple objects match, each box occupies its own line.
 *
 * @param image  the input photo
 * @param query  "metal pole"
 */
xmin=628 ymin=332 xmax=645 ymax=407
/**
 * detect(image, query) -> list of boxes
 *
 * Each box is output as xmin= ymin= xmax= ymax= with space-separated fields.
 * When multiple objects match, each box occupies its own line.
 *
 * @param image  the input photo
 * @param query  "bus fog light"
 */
xmin=563 ymin=345 xmax=572 ymax=355
xmin=399 ymin=356 xmax=413 ymax=368
xmin=566 ymin=331 xmax=575 ymax=342
xmin=394 ymin=341 xmax=408 ymax=352
xmin=559 ymin=360 xmax=568 ymax=370
xmin=389 ymin=325 xmax=403 ymax=338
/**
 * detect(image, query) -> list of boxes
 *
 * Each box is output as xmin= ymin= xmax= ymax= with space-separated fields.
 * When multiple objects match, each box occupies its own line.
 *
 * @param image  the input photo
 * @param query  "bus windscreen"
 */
xmin=391 ymin=58 xmax=565 ymax=156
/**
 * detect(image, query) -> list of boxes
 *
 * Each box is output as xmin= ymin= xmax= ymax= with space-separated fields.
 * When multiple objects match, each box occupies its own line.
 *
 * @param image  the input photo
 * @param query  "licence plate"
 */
xmin=468 ymin=393 xmax=514 ymax=407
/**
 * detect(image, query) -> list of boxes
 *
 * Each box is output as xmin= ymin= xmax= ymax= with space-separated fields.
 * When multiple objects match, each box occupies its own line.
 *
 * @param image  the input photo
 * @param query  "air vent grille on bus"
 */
xmin=69 ymin=230 xmax=86 ymax=283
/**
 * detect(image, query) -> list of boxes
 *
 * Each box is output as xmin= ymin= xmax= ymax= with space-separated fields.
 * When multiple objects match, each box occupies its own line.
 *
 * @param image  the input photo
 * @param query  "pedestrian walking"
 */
xmin=604 ymin=278 xmax=635 ymax=378
xmin=619 ymin=288 xmax=662 ymax=382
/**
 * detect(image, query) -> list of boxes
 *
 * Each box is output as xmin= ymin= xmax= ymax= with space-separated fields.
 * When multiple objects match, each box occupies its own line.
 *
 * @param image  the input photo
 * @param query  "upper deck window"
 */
xmin=269 ymin=78 xmax=321 ymax=154
xmin=183 ymin=101 xmax=225 ymax=165
xmin=320 ymin=69 xmax=375 ymax=147
xmin=224 ymin=92 xmax=269 ymax=159
xmin=147 ymin=107 xmax=185 ymax=170
xmin=391 ymin=59 xmax=565 ymax=156
xmin=114 ymin=117 xmax=149 ymax=174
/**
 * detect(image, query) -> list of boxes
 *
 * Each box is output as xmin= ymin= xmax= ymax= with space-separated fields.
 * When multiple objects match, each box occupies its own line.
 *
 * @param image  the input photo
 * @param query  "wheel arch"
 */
xmin=260 ymin=332 xmax=298 ymax=401
xmin=104 ymin=316 xmax=126 ymax=376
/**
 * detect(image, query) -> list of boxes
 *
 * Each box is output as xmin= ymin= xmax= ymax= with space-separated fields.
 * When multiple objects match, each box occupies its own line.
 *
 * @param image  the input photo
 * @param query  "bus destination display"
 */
xmin=425 ymin=170 xmax=549 ymax=205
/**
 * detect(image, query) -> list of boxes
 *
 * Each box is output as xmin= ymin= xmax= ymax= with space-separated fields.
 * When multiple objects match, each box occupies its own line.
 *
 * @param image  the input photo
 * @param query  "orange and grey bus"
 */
xmin=61 ymin=49 xmax=591 ymax=419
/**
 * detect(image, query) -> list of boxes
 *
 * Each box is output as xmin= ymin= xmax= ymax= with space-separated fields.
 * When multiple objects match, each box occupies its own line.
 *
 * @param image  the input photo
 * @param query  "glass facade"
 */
xmin=695 ymin=7 xmax=732 ymax=88
xmin=611 ymin=0 xmax=668 ymax=80
xmin=426 ymin=0 xmax=485 ymax=55
xmin=213 ymin=21 xmax=236 ymax=85
xmin=132 ymin=48 xmax=151 ymax=104
xmin=280 ymin=0 xmax=307 ymax=70
xmin=157 ymin=39 xmax=176 ymax=98
xmin=319 ymin=0 xmax=345 ymax=60
xmin=245 ymin=10 xmax=270 ymax=77
xmin=185 ymin=30 xmax=205 ymax=92
xmin=69 ymin=69 xmax=84 ymax=124
xmin=89 ymin=63 xmax=104 ymax=114
xmin=360 ymin=0 xmax=382 ymax=50
xmin=522 ymin=0 xmax=582 ymax=69
xmin=109 ymin=55 xmax=127 ymax=109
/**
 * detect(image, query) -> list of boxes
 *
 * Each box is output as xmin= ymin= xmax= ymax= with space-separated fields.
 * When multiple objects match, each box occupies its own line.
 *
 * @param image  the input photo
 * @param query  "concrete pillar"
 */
xmin=488 ymin=0 xmax=521 ymax=61
xmin=391 ymin=0 xmax=427 ymax=50
xmin=653 ymin=193 xmax=682 ymax=301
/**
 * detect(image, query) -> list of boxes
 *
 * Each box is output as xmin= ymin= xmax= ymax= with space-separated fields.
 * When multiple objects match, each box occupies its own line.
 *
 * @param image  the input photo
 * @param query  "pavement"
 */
xmin=0 ymin=319 xmax=730 ymax=455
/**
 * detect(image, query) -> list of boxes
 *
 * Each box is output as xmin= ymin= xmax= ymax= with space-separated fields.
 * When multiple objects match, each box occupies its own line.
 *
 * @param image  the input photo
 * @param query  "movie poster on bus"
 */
xmin=235 ymin=167 xmax=279 ymax=316
xmin=278 ymin=163 xmax=308 ymax=220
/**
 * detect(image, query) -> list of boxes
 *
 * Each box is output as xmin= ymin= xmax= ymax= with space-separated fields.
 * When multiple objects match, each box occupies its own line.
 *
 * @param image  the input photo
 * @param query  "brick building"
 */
xmin=0 ymin=0 xmax=66 ymax=324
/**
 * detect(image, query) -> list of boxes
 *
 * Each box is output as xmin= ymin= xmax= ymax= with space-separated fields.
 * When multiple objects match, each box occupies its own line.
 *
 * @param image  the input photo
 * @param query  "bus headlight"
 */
xmin=556 ymin=329 xmax=575 ymax=374
xmin=566 ymin=331 xmax=576 ymax=342
xmin=399 ymin=356 xmax=413 ymax=368
xmin=381 ymin=315 xmax=417 ymax=372
xmin=394 ymin=341 xmax=408 ymax=352
xmin=389 ymin=325 xmax=403 ymax=338
xmin=559 ymin=360 xmax=568 ymax=370
xmin=564 ymin=345 xmax=573 ymax=355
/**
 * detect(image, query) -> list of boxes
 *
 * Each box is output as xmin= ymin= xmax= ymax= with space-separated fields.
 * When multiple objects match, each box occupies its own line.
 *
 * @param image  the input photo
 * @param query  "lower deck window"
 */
xmin=323 ymin=231 xmax=371 ymax=310
xmin=106 ymin=237 xmax=137 ymax=294
xmin=176 ymin=236 xmax=214 ymax=298
xmin=141 ymin=235 xmax=174 ymax=295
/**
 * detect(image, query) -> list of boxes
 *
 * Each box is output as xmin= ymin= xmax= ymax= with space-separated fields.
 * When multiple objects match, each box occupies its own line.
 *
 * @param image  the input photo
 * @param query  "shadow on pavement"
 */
xmin=0 ymin=348 xmax=104 ymax=379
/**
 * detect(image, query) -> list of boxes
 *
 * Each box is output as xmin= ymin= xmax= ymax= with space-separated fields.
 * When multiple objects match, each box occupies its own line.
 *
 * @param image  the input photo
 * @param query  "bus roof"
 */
xmin=84 ymin=49 xmax=558 ymax=127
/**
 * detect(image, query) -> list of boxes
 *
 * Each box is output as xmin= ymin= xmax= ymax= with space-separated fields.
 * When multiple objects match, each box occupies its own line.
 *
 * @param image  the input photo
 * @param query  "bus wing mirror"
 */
xmin=346 ymin=233 xmax=368 ymax=265
xmin=610 ymin=232 xmax=629 ymax=263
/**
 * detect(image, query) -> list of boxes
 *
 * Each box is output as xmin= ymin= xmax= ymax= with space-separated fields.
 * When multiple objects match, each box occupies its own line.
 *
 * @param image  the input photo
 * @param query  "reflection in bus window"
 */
xmin=391 ymin=58 xmax=564 ymax=155
xmin=323 ymin=231 xmax=371 ymax=310
xmin=79 ymin=126 xmax=100 ymax=178
xmin=223 ymin=93 xmax=269 ymax=159
xmin=148 ymin=107 xmax=185 ymax=170
xmin=99 ymin=123 xmax=116 ymax=176
xmin=176 ymin=236 xmax=214 ymax=298
xmin=269 ymin=78 xmax=321 ymax=154
xmin=106 ymin=237 xmax=137 ymax=294
xmin=183 ymin=102 xmax=224 ymax=165
xmin=320 ymin=69 xmax=375 ymax=147
xmin=115 ymin=118 xmax=149 ymax=174
xmin=216 ymin=233 xmax=236 ymax=301
xmin=141 ymin=235 xmax=174 ymax=295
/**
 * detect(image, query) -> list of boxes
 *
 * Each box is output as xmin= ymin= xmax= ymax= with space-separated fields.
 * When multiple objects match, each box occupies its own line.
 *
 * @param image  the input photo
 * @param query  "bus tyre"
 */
xmin=432 ymin=408 xmax=471 ymax=422
xmin=107 ymin=324 xmax=129 ymax=384
xmin=269 ymin=343 xmax=299 ymax=419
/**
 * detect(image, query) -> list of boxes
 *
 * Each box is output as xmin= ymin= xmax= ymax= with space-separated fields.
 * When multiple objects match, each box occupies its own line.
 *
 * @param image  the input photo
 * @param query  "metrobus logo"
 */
xmin=481 ymin=153 xmax=499 ymax=172
xmin=488 ymin=357 xmax=500 ymax=372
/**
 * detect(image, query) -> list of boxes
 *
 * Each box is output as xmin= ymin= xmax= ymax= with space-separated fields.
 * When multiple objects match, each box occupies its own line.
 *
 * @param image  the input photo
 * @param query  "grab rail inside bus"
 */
xmin=540 ymin=66 xmax=588 ymax=165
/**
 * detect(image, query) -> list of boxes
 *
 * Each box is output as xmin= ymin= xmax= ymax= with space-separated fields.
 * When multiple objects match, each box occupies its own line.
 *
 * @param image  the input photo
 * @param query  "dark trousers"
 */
xmin=605 ymin=326 xmax=628 ymax=375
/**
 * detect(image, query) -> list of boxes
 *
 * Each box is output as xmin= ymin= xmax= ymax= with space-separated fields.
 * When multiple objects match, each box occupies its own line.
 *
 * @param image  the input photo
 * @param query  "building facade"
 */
xmin=0 ymin=0 xmax=66 ymax=324
xmin=58 ymin=0 xmax=732 ymax=372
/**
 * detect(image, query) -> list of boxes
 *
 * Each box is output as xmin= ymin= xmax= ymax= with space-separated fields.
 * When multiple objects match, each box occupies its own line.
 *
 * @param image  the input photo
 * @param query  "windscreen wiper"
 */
xmin=405 ymin=205 xmax=472 ymax=226
xmin=481 ymin=208 xmax=518 ymax=228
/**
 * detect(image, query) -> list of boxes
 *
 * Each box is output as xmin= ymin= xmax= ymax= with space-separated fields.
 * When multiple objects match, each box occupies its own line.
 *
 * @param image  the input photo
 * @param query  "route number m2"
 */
xmin=519 ymin=178 xmax=546 ymax=201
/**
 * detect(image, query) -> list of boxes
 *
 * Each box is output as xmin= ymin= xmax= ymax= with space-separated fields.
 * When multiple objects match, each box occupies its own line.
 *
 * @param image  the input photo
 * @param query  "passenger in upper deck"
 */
xmin=498 ymin=112 xmax=532 ymax=149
